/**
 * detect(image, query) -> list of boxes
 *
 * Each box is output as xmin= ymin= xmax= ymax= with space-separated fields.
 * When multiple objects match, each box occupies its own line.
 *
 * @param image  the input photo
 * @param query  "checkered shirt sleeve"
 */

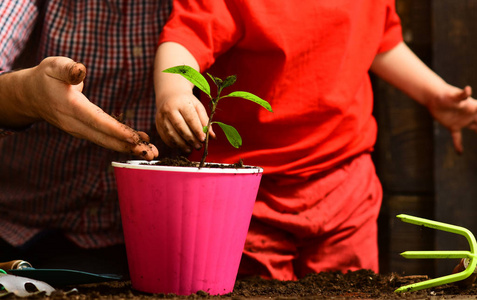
xmin=0 ymin=1 xmax=39 ymax=137
xmin=0 ymin=1 xmax=39 ymax=71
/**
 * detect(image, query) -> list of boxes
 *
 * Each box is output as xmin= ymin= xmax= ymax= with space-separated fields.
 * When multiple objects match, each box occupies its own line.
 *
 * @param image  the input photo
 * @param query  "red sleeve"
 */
xmin=158 ymin=0 xmax=242 ymax=72
xmin=378 ymin=0 xmax=403 ymax=53
xmin=0 ymin=1 xmax=39 ymax=71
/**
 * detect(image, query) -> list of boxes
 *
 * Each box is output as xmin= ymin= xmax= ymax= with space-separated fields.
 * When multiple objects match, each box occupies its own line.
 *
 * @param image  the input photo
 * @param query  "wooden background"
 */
xmin=375 ymin=0 xmax=477 ymax=277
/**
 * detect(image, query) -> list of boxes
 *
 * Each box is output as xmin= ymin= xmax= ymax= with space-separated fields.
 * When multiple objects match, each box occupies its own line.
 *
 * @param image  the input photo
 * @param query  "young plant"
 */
xmin=163 ymin=65 xmax=273 ymax=168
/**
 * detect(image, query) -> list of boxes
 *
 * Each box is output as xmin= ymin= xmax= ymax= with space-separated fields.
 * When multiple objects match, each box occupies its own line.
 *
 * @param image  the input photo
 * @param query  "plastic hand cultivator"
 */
xmin=395 ymin=214 xmax=477 ymax=293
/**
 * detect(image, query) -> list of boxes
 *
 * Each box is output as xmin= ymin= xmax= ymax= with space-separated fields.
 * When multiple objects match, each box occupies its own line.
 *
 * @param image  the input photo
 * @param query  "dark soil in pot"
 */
xmin=150 ymin=156 xmax=251 ymax=169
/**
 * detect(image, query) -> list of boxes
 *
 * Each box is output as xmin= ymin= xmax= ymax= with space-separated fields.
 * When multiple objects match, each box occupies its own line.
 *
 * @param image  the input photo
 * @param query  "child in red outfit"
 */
xmin=154 ymin=1 xmax=477 ymax=280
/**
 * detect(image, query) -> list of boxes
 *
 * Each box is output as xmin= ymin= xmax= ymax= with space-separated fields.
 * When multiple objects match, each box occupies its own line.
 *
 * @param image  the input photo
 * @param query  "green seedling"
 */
xmin=163 ymin=65 xmax=273 ymax=168
xmin=395 ymin=214 xmax=477 ymax=293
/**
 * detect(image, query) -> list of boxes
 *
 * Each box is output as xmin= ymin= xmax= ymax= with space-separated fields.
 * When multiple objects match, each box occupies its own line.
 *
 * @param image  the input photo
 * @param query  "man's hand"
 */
xmin=0 ymin=56 xmax=158 ymax=160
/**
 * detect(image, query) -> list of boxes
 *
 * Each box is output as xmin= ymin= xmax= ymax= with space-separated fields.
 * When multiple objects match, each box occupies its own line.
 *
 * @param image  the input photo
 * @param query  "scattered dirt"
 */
xmin=11 ymin=269 xmax=477 ymax=299
xmin=111 ymin=113 xmax=125 ymax=124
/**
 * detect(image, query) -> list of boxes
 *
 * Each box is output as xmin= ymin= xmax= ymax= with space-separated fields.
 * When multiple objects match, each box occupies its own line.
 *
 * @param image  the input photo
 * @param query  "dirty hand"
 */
xmin=4 ymin=56 xmax=158 ymax=160
xmin=155 ymin=91 xmax=214 ymax=154
xmin=427 ymin=85 xmax=477 ymax=154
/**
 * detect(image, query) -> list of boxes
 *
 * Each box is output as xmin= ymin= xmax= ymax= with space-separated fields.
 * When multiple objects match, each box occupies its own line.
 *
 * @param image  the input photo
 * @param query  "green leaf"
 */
xmin=223 ymin=91 xmax=273 ymax=112
xmin=221 ymin=75 xmax=237 ymax=89
xmin=206 ymin=73 xmax=222 ymax=87
xmin=163 ymin=65 xmax=211 ymax=97
xmin=214 ymin=122 xmax=242 ymax=148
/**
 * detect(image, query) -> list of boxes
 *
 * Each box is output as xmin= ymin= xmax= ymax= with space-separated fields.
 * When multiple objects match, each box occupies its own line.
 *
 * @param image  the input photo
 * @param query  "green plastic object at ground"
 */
xmin=394 ymin=214 xmax=477 ymax=293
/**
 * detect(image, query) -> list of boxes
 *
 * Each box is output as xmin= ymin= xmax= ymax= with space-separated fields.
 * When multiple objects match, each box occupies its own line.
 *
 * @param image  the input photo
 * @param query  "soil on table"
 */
xmin=14 ymin=269 xmax=477 ymax=300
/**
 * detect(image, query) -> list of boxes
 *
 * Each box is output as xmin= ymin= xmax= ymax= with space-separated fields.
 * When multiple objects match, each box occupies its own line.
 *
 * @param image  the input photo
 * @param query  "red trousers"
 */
xmin=238 ymin=153 xmax=382 ymax=280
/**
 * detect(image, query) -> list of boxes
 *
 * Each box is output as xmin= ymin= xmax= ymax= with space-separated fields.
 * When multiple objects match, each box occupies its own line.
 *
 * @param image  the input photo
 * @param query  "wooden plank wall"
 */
xmin=374 ymin=0 xmax=435 ymax=276
xmin=376 ymin=0 xmax=477 ymax=278
xmin=433 ymin=0 xmax=477 ymax=277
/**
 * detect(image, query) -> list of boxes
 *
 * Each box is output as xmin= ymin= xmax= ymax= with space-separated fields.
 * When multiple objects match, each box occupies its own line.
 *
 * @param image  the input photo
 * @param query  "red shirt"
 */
xmin=159 ymin=1 xmax=402 ymax=179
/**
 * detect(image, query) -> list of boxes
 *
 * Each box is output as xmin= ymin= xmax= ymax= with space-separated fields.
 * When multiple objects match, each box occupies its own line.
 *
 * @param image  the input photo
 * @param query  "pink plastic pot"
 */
xmin=112 ymin=161 xmax=263 ymax=295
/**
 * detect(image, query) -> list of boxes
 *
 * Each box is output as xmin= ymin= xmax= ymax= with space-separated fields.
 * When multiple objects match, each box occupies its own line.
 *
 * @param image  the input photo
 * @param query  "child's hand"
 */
xmin=155 ymin=91 xmax=214 ymax=153
xmin=153 ymin=42 xmax=215 ymax=154
xmin=427 ymin=85 xmax=477 ymax=154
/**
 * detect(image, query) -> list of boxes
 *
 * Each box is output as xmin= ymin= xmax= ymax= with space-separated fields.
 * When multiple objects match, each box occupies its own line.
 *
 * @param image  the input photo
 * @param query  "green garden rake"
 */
xmin=395 ymin=214 xmax=477 ymax=293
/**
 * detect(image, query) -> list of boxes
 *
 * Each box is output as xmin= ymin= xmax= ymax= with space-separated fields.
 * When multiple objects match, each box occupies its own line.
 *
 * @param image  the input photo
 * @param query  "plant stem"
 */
xmin=199 ymin=125 xmax=210 ymax=168
xmin=199 ymin=97 xmax=219 ymax=168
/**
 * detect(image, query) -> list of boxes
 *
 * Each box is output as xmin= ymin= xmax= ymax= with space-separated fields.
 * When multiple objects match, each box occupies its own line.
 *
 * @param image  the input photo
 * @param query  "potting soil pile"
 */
xmin=20 ymin=269 xmax=477 ymax=300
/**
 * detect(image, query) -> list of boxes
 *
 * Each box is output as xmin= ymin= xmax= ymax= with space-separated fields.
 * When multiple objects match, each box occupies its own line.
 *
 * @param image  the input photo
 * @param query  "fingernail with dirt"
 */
xmin=68 ymin=62 xmax=86 ymax=85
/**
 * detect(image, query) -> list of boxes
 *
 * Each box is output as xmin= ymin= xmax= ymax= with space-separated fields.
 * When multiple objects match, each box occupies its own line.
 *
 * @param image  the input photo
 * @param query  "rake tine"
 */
xmin=400 ymin=251 xmax=474 ymax=260
xmin=395 ymin=214 xmax=477 ymax=293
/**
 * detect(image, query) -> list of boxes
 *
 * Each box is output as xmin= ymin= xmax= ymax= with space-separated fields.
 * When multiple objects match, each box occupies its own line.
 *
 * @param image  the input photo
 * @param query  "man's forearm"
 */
xmin=0 ymin=69 xmax=36 ymax=128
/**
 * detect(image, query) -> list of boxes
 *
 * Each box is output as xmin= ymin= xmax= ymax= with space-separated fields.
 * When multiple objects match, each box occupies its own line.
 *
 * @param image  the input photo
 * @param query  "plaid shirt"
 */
xmin=0 ymin=0 xmax=171 ymax=248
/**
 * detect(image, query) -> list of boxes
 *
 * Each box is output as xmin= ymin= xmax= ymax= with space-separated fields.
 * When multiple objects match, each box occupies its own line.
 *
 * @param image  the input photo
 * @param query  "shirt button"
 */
xmin=133 ymin=46 xmax=143 ymax=57
xmin=125 ymin=109 xmax=135 ymax=119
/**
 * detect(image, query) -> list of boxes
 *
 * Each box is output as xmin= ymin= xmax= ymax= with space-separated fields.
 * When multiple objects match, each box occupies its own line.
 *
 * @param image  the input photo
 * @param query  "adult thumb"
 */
xmin=66 ymin=61 xmax=87 ymax=85
xmin=43 ymin=57 xmax=87 ymax=85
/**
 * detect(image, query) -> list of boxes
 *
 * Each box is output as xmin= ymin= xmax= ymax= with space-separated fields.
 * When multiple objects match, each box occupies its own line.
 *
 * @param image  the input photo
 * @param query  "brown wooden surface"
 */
xmin=380 ymin=195 xmax=435 ymax=276
xmin=373 ymin=0 xmax=433 ymax=194
xmin=374 ymin=0 xmax=435 ymax=276
xmin=377 ymin=0 xmax=477 ymax=278
xmin=432 ymin=0 xmax=477 ymax=277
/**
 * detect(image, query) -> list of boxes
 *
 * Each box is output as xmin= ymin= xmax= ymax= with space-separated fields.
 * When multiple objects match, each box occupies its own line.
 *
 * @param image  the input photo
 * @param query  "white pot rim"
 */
xmin=112 ymin=160 xmax=263 ymax=174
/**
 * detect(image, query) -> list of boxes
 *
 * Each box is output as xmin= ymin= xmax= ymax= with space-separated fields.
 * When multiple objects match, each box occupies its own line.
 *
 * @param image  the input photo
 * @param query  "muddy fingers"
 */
xmin=67 ymin=62 xmax=86 ymax=85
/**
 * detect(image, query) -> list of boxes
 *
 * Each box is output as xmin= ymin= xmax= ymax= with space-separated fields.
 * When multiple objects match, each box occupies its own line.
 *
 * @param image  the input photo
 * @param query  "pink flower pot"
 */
xmin=112 ymin=161 xmax=263 ymax=295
